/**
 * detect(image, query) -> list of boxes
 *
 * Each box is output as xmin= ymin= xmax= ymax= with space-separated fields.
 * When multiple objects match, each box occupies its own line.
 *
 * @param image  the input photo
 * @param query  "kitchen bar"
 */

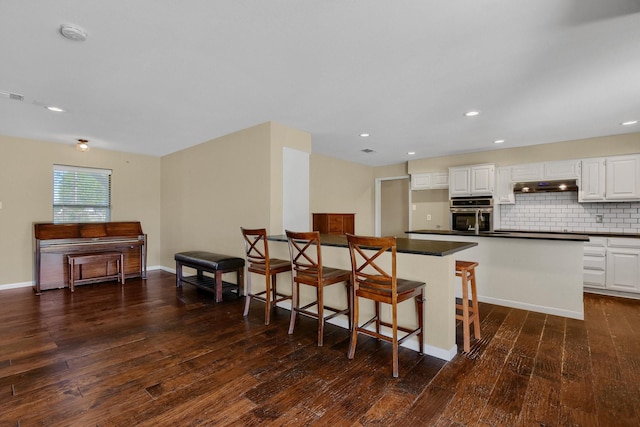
xmin=408 ymin=229 xmax=590 ymax=320
xmin=266 ymin=234 xmax=478 ymax=361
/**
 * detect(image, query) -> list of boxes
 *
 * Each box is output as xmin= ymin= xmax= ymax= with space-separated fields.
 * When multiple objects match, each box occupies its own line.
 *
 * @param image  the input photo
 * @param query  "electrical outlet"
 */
xmin=595 ymin=214 xmax=603 ymax=223
xmin=427 ymin=214 xmax=432 ymax=221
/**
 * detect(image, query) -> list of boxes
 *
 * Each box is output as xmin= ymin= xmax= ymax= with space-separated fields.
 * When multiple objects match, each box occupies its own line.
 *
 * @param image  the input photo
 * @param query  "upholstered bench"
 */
xmin=175 ymin=251 xmax=245 ymax=302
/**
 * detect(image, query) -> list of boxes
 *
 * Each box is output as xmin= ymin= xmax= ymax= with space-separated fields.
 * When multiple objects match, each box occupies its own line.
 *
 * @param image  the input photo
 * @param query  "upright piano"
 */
xmin=33 ymin=221 xmax=147 ymax=294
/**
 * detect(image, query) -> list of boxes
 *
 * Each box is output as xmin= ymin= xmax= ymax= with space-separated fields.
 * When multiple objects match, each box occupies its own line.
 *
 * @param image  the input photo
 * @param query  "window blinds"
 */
xmin=53 ymin=165 xmax=112 ymax=223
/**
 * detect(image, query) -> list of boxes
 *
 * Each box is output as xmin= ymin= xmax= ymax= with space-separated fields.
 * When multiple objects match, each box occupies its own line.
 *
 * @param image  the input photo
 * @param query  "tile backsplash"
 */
xmin=500 ymin=192 xmax=640 ymax=234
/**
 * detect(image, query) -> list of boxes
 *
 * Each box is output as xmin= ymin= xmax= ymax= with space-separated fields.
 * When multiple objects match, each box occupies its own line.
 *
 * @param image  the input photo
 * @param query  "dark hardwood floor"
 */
xmin=1 ymin=270 xmax=639 ymax=426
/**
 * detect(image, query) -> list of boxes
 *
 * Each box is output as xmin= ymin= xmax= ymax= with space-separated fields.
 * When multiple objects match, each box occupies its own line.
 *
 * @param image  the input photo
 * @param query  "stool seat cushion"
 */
xmin=175 ymin=251 xmax=244 ymax=271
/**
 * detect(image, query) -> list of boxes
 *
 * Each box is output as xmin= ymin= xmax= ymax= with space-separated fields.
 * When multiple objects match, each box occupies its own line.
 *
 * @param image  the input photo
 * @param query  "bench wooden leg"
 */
xmin=176 ymin=261 xmax=183 ymax=288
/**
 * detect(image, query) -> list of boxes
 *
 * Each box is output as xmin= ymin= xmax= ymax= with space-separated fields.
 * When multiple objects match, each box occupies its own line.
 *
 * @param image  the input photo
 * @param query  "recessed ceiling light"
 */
xmin=407 ymin=151 xmax=416 ymax=155
xmin=621 ymin=120 xmax=638 ymax=126
xmin=359 ymin=133 xmax=370 ymax=137
xmin=46 ymin=106 xmax=65 ymax=112
xmin=464 ymin=111 xmax=480 ymax=117
xmin=493 ymin=139 xmax=505 ymax=144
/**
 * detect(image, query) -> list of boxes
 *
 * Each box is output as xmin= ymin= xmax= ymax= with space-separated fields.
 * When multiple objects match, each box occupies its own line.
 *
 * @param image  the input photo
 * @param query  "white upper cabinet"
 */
xmin=579 ymin=154 xmax=640 ymax=202
xmin=411 ymin=172 xmax=449 ymax=190
xmin=579 ymin=158 xmax=606 ymax=201
xmin=606 ymin=155 xmax=640 ymax=200
xmin=449 ymin=164 xmax=495 ymax=197
xmin=496 ymin=167 xmax=515 ymax=204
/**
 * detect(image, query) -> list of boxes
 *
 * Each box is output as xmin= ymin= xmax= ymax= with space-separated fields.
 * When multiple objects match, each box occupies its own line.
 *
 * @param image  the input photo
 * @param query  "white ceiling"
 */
xmin=1 ymin=1 xmax=639 ymax=167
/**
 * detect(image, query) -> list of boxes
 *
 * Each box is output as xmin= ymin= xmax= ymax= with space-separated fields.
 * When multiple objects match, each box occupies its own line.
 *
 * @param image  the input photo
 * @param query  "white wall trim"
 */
xmin=479 ymin=295 xmax=584 ymax=320
xmin=0 ymin=281 xmax=32 ymax=291
xmin=0 ymin=265 xmax=167 ymax=292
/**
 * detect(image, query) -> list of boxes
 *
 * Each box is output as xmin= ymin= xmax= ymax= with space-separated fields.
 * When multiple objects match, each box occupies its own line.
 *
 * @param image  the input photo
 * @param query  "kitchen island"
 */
xmin=408 ymin=229 xmax=590 ymax=321
xmin=266 ymin=234 xmax=477 ymax=361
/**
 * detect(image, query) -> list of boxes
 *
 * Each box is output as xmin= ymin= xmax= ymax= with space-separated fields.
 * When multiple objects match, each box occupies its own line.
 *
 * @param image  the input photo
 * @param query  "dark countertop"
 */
xmin=407 ymin=229 xmax=591 ymax=242
xmin=268 ymin=234 xmax=478 ymax=257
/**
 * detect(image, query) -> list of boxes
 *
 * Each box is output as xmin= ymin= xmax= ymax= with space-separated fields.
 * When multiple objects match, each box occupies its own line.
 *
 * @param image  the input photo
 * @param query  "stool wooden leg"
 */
xmin=471 ymin=270 xmax=481 ymax=340
xmin=243 ymin=271 xmax=252 ymax=317
xmin=461 ymin=268 xmax=471 ymax=353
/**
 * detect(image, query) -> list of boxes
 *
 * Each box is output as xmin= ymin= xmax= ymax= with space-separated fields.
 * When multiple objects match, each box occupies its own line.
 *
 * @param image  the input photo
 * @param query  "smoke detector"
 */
xmin=60 ymin=24 xmax=88 ymax=42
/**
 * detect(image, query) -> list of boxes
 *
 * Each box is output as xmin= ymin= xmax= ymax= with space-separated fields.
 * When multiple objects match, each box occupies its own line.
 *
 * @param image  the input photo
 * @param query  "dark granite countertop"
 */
xmin=407 ymin=229 xmax=591 ymax=242
xmin=268 ymin=234 xmax=478 ymax=257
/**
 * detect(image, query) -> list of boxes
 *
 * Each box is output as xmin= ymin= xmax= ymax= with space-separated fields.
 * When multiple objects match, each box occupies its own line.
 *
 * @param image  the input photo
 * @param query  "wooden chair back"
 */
xmin=347 ymin=234 xmax=397 ymax=302
xmin=240 ymin=227 xmax=270 ymax=269
xmin=286 ymin=230 xmax=323 ymax=285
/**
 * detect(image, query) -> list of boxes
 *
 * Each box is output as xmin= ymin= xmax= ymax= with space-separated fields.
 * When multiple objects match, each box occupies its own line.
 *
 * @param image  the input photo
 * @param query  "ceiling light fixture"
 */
xmin=408 ymin=151 xmax=416 ymax=156
xmin=621 ymin=120 xmax=638 ymax=126
xmin=359 ymin=133 xmax=370 ymax=137
xmin=493 ymin=139 xmax=505 ymax=144
xmin=46 ymin=106 xmax=65 ymax=113
xmin=76 ymin=139 xmax=89 ymax=152
xmin=60 ymin=24 xmax=88 ymax=42
xmin=464 ymin=111 xmax=480 ymax=117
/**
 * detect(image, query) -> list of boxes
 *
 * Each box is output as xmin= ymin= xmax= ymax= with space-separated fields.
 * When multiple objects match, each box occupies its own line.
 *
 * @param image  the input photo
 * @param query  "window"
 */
xmin=53 ymin=165 xmax=112 ymax=223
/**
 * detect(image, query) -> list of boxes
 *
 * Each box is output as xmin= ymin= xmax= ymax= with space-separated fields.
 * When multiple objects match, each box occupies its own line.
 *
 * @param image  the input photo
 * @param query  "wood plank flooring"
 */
xmin=1 ymin=270 xmax=639 ymax=426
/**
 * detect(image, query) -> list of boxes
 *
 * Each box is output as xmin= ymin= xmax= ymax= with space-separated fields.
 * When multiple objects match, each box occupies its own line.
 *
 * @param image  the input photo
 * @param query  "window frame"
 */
xmin=53 ymin=164 xmax=112 ymax=224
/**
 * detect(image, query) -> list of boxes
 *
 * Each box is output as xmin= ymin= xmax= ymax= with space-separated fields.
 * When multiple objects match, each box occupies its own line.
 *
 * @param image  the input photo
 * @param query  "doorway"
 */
xmin=374 ymin=175 xmax=411 ymax=237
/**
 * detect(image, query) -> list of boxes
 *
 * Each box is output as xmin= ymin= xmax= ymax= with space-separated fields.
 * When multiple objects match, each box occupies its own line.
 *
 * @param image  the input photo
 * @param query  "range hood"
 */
xmin=513 ymin=179 xmax=578 ymax=193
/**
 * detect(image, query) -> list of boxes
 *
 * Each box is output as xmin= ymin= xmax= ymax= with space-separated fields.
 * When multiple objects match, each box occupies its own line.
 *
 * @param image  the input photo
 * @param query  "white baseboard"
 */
xmin=0 ymin=265 xmax=166 ymax=292
xmin=479 ymin=295 xmax=584 ymax=320
xmin=0 ymin=281 xmax=32 ymax=291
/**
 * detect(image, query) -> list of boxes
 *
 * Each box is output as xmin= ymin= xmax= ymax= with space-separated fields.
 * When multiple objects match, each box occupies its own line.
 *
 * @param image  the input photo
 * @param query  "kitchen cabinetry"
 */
xmin=312 ymin=213 xmax=354 ymax=235
xmin=411 ymin=172 xmax=449 ymax=190
xmin=579 ymin=154 xmax=640 ymax=202
xmin=584 ymin=237 xmax=640 ymax=294
xmin=511 ymin=160 xmax=580 ymax=182
xmin=449 ymin=164 xmax=495 ymax=198
xmin=583 ymin=237 xmax=606 ymax=289
xmin=496 ymin=166 xmax=515 ymax=204
xmin=606 ymin=238 xmax=640 ymax=293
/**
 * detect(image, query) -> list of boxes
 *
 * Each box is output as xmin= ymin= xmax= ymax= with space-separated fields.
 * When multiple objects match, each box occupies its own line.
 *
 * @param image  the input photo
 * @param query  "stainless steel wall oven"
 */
xmin=450 ymin=197 xmax=493 ymax=232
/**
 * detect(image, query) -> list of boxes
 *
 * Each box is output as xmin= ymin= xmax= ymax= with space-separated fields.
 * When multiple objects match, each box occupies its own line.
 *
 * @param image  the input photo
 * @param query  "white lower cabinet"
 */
xmin=606 ymin=238 xmax=640 ymax=293
xmin=583 ymin=237 xmax=606 ymax=289
xmin=584 ymin=237 xmax=640 ymax=294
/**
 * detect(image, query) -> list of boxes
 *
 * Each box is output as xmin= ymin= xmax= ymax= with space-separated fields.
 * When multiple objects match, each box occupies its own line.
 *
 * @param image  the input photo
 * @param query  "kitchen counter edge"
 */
xmin=268 ymin=234 xmax=478 ymax=257
xmin=407 ymin=229 xmax=591 ymax=242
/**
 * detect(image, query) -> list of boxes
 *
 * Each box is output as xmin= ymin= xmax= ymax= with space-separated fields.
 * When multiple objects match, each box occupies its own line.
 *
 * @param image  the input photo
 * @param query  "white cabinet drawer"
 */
xmin=584 ymin=269 xmax=606 ymax=288
xmin=608 ymin=238 xmax=640 ymax=249
xmin=584 ymin=255 xmax=606 ymax=270
xmin=584 ymin=247 xmax=606 ymax=257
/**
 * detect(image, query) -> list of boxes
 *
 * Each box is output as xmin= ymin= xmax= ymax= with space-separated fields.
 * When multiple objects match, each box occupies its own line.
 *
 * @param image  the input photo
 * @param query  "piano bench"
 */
xmin=67 ymin=252 xmax=125 ymax=292
xmin=175 ymin=251 xmax=245 ymax=303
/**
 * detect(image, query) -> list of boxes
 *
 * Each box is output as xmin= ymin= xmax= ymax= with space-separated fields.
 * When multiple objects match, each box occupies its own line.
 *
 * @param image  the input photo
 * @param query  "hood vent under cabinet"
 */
xmin=513 ymin=179 xmax=578 ymax=193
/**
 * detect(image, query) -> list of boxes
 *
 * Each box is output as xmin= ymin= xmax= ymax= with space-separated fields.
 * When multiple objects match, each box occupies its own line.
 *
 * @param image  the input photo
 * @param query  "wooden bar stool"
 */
xmin=241 ymin=227 xmax=292 ymax=325
xmin=286 ymin=230 xmax=351 ymax=346
xmin=455 ymin=260 xmax=481 ymax=353
xmin=346 ymin=234 xmax=425 ymax=378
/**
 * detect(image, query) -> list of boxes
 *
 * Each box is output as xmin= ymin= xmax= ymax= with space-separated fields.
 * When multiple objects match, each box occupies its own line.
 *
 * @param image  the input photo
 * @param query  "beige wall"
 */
xmin=0 ymin=134 xmax=161 ymax=286
xmin=310 ymin=153 xmax=375 ymax=235
xmin=160 ymin=121 xmax=314 ymax=269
